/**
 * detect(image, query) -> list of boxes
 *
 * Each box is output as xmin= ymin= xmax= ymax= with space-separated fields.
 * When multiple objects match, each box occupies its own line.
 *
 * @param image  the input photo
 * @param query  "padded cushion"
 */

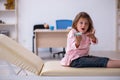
xmin=0 ymin=34 xmax=44 ymax=75
xmin=41 ymin=61 xmax=120 ymax=76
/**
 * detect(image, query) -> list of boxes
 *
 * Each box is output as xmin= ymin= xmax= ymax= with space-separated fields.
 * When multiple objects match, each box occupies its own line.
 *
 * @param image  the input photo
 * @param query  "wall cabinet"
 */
xmin=117 ymin=0 xmax=120 ymax=52
xmin=0 ymin=0 xmax=18 ymax=41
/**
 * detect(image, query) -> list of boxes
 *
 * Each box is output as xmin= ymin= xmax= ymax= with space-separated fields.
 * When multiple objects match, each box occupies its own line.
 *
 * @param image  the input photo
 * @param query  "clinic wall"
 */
xmin=18 ymin=0 xmax=116 ymax=51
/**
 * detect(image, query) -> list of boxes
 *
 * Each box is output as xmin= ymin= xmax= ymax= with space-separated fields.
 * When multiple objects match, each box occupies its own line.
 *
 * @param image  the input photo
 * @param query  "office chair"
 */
xmin=56 ymin=20 xmax=72 ymax=29
xmin=32 ymin=24 xmax=44 ymax=53
xmin=52 ymin=19 xmax=72 ymax=58
xmin=32 ymin=24 xmax=52 ymax=53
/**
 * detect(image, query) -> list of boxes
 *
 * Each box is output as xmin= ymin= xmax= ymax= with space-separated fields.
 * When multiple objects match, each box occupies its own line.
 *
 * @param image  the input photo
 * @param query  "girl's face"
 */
xmin=76 ymin=18 xmax=89 ymax=33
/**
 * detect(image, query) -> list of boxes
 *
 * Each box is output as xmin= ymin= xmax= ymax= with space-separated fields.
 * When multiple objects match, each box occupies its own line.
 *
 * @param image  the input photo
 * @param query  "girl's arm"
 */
xmin=90 ymin=34 xmax=97 ymax=43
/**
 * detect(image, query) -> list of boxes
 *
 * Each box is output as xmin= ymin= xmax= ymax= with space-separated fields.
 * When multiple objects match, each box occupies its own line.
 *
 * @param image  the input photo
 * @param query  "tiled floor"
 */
xmin=0 ymin=60 xmax=17 ymax=75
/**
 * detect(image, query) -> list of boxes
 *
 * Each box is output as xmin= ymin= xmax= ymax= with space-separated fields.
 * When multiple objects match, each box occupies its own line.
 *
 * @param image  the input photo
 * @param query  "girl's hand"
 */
xmin=87 ymin=29 xmax=95 ymax=38
xmin=87 ymin=29 xmax=97 ymax=43
xmin=75 ymin=34 xmax=82 ymax=48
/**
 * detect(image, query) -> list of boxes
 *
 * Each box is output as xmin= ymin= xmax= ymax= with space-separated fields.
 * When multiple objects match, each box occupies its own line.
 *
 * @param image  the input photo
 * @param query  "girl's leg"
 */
xmin=107 ymin=59 xmax=120 ymax=68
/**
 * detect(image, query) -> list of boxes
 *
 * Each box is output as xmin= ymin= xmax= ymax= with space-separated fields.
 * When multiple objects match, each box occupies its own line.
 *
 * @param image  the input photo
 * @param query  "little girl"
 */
xmin=61 ymin=12 xmax=120 ymax=68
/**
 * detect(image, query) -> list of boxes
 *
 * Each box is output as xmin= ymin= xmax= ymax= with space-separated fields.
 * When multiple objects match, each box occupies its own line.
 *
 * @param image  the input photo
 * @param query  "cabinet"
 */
xmin=117 ymin=0 xmax=120 ymax=52
xmin=0 ymin=0 xmax=18 ymax=41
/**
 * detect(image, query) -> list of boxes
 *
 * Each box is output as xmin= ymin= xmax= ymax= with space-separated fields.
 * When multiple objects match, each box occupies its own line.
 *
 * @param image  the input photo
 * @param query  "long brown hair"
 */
xmin=72 ymin=12 xmax=94 ymax=33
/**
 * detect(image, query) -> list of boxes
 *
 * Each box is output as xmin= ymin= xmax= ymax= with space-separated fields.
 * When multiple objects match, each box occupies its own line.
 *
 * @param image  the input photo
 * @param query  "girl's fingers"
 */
xmin=92 ymin=29 xmax=95 ymax=34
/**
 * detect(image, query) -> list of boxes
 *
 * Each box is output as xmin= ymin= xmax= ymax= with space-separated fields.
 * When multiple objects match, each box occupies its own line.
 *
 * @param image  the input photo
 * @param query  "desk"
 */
xmin=34 ymin=29 xmax=69 ymax=55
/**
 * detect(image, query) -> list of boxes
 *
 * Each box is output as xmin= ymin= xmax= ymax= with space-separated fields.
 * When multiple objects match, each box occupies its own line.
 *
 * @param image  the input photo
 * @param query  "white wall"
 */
xmin=18 ymin=0 xmax=116 ymax=51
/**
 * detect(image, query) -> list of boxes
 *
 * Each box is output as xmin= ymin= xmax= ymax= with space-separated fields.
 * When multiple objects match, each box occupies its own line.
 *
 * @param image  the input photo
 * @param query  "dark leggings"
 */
xmin=70 ymin=55 xmax=109 ymax=68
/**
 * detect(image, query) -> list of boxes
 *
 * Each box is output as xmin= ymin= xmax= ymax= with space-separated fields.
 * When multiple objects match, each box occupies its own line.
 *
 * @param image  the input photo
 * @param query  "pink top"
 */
xmin=60 ymin=29 xmax=97 ymax=66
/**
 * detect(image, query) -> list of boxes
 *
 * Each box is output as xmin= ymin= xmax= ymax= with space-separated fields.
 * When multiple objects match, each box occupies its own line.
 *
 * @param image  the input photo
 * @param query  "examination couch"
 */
xmin=0 ymin=34 xmax=120 ymax=76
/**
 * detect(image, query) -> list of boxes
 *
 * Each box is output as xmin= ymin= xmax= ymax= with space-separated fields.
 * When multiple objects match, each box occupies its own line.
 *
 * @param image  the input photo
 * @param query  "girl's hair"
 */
xmin=72 ymin=12 xmax=94 ymax=32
